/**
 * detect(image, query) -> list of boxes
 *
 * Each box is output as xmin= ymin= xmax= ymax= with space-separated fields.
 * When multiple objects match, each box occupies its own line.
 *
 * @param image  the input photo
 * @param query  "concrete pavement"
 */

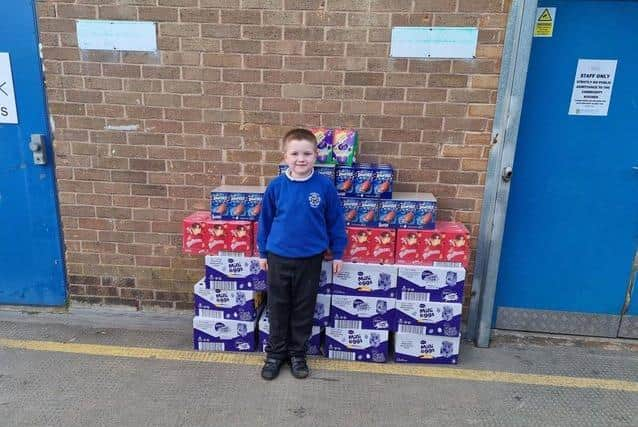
xmin=0 ymin=307 xmax=636 ymax=426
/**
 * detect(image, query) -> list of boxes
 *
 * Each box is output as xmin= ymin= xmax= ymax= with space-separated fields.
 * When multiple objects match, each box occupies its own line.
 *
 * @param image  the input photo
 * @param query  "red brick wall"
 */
xmin=36 ymin=0 xmax=510 ymax=310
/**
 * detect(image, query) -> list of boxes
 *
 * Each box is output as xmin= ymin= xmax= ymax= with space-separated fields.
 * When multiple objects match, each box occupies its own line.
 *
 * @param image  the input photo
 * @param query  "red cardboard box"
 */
xmin=396 ymin=229 xmax=422 ymax=265
xmin=396 ymin=222 xmax=469 ymax=267
xmin=222 ymin=220 xmax=253 ymax=256
xmin=439 ymin=221 xmax=470 ymax=267
xmin=182 ymin=212 xmax=253 ymax=256
xmin=344 ymin=226 xmax=396 ymax=264
xmin=183 ymin=211 xmax=212 ymax=255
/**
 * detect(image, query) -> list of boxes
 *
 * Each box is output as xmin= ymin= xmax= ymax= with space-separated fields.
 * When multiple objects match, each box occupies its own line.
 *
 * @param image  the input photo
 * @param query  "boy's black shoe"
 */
xmin=290 ymin=356 xmax=310 ymax=379
xmin=261 ymin=357 xmax=285 ymax=380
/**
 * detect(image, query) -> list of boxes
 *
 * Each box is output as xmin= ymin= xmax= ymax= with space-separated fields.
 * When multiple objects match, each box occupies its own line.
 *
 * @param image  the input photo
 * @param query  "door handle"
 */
xmin=29 ymin=134 xmax=47 ymax=165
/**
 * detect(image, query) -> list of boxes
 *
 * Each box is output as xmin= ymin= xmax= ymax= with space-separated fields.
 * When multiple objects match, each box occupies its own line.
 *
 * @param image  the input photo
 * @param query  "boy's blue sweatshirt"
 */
xmin=258 ymin=171 xmax=347 ymax=260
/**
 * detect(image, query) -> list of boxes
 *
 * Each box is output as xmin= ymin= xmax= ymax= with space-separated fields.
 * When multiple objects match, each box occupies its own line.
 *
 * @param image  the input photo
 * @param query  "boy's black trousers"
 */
xmin=265 ymin=252 xmax=323 ymax=360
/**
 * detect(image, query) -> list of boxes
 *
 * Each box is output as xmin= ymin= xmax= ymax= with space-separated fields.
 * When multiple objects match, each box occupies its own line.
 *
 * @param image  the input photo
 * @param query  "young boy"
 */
xmin=257 ymin=128 xmax=346 ymax=380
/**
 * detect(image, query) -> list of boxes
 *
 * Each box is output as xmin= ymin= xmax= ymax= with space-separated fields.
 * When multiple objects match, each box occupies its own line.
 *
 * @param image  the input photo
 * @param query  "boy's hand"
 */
xmin=259 ymin=258 xmax=268 ymax=271
xmin=333 ymin=260 xmax=343 ymax=274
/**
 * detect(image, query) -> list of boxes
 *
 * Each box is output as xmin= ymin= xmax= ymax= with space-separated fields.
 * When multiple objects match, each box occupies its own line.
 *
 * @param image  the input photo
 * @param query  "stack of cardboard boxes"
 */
xmin=184 ymin=128 xmax=470 ymax=364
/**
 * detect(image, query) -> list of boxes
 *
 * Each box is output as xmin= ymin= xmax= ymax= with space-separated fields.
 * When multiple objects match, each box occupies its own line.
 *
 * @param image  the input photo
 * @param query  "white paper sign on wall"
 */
xmin=76 ymin=20 xmax=157 ymax=52
xmin=568 ymin=59 xmax=617 ymax=116
xmin=390 ymin=27 xmax=478 ymax=59
xmin=0 ymin=52 xmax=18 ymax=124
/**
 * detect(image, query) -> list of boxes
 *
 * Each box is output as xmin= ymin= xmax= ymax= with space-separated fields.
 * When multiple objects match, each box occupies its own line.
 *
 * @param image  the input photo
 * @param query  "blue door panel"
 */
xmin=494 ymin=1 xmax=638 ymax=317
xmin=0 ymin=1 xmax=66 ymax=305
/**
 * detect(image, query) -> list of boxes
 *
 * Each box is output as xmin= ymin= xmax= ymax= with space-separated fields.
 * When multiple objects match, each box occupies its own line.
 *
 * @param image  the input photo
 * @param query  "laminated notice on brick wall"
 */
xmin=76 ymin=20 xmax=157 ymax=52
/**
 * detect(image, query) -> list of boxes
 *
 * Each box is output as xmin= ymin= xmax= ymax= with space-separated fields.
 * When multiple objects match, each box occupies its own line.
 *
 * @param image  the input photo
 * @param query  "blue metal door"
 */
xmin=493 ymin=1 xmax=638 ymax=337
xmin=0 ymin=1 xmax=66 ymax=305
xmin=618 ymin=252 xmax=637 ymax=338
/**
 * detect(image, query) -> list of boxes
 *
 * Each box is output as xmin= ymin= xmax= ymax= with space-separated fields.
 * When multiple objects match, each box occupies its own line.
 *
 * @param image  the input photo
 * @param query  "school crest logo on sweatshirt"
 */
xmin=308 ymin=192 xmax=321 ymax=208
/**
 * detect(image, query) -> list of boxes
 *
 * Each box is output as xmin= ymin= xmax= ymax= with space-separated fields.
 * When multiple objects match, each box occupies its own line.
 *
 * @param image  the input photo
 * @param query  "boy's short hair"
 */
xmin=283 ymin=128 xmax=317 ymax=149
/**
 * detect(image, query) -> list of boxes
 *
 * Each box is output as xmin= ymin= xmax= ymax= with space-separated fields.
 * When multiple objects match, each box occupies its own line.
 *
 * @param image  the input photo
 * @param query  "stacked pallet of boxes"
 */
xmin=185 ymin=185 xmax=267 ymax=352
xmin=186 ymin=186 xmax=337 ymax=355
xmin=183 ymin=127 xmax=471 ymax=363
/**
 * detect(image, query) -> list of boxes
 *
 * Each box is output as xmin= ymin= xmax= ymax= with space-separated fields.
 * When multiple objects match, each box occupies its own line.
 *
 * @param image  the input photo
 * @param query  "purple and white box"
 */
xmin=205 ymin=255 xmax=267 ymax=291
xmin=397 ymin=265 xmax=465 ymax=303
xmin=395 ymin=301 xmax=462 ymax=337
xmin=258 ymin=309 xmax=322 ymax=355
xmin=325 ymin=327 xmax=388 ymax=363
xmin=194 ymin=278 xmax=264 ymax=321
xmin=193 ymin=315 xmax=258 ymax=352
xmin=394 ymin=333 xmax=460 ymax=365
xmin=319 ymin=261 xmax=333 ymax=291
xmin=332 ymin=262 xmax=397 ymax=298
xmin=330 ymin=294 xmax=396 ymax=330
xmin=313 ymin=291 xmax=332 ymax=327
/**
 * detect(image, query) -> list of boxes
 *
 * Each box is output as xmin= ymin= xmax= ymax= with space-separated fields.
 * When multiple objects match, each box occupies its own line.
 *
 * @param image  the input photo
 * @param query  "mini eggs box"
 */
xmin=332 ymin=129 xmax=359 ymax=166
xmin=397 ymin=264 xmax=465 ymax=303
xmin=332 ymin=261 xmax=398 ymax=298
xmin=210 ymin=185 xmax=266 ymax=221
xmin=193 ymin=315 xmax=259 ymax=352
xmin=394 ymin=333 xmax=460 ymax=365
xmin=325 ymin=327 xmax=388 ymax=363
xmin=395 ymin=300 xmax=462 ymax=337
xmin=194 ymin=278 xmax=265 ymax=322
xmin=330 ymin=294 xmax=396 ymax=331
xmin=393 ymin=192 xmax=437 ymax=230
xmin=205 ymin=255 xmax=267 ymax=291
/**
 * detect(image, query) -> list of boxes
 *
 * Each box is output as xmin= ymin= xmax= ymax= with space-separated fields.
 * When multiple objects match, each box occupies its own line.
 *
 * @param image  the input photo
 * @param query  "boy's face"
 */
xmin=284 ymin=138 xmax=317 ymax=178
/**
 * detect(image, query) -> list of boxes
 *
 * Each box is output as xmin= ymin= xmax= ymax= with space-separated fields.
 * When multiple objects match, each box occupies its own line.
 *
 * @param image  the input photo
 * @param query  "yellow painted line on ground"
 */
xmin=1 ymin=337 xmax=636 ymax=393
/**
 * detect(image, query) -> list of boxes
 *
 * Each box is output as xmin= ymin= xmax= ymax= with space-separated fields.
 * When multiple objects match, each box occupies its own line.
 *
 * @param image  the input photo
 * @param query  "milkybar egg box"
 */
xmin=332 ymin=129 xmax=359 ymax=166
